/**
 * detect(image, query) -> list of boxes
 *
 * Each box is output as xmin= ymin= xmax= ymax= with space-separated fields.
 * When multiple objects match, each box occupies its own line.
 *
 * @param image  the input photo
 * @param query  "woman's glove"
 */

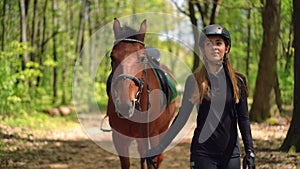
xmin=243 ymin=150 xmax=256 ymax=169
xmin=143 ymin=144 xmax=165 ymax=169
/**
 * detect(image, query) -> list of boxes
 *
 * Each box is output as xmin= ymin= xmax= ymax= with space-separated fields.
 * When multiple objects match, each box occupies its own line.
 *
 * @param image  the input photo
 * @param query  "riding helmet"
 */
xmin=199 ymin=24 xmax=231 ymax=52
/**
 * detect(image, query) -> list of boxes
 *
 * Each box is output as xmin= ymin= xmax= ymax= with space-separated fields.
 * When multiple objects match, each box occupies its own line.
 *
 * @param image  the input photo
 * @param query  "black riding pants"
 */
xmin=190 ymin=155 xmax=240 ymax=169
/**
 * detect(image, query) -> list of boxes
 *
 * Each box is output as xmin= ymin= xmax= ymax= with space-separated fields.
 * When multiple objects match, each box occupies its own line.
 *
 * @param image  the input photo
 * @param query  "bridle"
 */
xmin=111 ymin=38 xmax=150 ymax=118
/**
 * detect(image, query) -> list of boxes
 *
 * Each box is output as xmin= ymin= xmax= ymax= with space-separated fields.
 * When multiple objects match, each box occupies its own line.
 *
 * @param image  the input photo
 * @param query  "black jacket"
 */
xmin=158 ymin=67 xmax=254 ymax=159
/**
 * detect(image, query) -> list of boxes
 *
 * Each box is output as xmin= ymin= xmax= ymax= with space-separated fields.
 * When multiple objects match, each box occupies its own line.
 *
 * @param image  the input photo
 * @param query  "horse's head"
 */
xmin=110 ymin=18 xmax=147 ymax=118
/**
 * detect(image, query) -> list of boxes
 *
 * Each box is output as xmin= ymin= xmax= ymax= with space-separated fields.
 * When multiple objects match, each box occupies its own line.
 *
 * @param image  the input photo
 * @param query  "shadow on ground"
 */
xmin=0 ymin=124 xmax=299 ymax=169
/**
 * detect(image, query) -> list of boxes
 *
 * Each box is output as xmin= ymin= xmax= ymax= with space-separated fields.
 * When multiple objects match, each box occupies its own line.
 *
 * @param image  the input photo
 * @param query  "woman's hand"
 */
xmin=242 ymin=150 xmax=255 ymax=169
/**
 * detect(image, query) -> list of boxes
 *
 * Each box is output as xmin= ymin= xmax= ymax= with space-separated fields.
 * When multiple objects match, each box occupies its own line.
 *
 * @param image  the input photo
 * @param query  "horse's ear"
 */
xmin=113 ymin=18 xmax=121 ymax=39
xmin=138 ymin=19 xmax=147 ymax=42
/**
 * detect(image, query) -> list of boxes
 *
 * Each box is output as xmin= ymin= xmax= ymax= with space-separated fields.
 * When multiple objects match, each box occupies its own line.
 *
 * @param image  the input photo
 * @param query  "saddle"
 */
xmin=106 ymin=47 xmax=177 ymax=105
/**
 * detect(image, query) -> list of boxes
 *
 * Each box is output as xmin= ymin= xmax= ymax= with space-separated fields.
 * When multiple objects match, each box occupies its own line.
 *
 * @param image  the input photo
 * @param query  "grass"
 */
xmin=1 ymin=110 xmax=79 ymax=133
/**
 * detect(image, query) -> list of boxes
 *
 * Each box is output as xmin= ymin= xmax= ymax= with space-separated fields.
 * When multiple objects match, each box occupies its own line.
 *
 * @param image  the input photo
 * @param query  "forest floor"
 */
xmin=1 ymin=116 xmax=300 ymax=169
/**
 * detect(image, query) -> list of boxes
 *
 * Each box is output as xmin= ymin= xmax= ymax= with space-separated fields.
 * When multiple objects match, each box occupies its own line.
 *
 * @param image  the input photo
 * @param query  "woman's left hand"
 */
xmin=242 ymin=150 xmax=255 ymax=169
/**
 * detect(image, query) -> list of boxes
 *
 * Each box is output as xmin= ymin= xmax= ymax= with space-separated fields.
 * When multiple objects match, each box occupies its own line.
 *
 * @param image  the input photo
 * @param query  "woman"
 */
xmin=144 ymin=24 xmax=256 ymax=169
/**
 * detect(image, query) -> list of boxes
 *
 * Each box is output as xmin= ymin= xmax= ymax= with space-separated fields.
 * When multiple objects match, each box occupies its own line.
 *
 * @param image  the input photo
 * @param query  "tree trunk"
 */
xmin=30 ymin=0 xmax=38 ymax=62
xmin=246 ymin=6 xmax=252 ymax=77
xmin=52 ymin=0 xmax=58 ymax=104
xmin=250 ymin=0 xmax=281 ymax=122
xmin=87 ymin=1 xmax=95 ymax=77
xmin=280 ymin=0 xmax=300 ymax=152
xmin=37 ymin=0 xmax=48 ymax=87
xmin=1 ymin=0 xmax=7 ymax=51
xmin=94 ymin=0 xmax=101 ymax=26
xmin=19 ymin=0 xmax=29 ymax=70
xmin=61 ymin=0 xmax=70 ymax=105
xmin=274 ymin=71 xmax=283 ymax=113
xmin=76 ymin=0 xmax=87 ymax=55
xmin=188 ymin=1 xmax=200 ymax=71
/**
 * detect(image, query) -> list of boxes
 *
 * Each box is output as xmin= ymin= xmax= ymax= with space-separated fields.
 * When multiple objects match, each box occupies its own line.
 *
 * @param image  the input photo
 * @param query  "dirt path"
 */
xmin=1 ymin=122 xmax=299 ymax=169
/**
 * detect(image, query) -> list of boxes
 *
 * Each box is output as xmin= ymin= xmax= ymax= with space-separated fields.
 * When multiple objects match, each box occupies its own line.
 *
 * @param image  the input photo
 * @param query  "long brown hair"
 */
xmin=192 ymin=55 xmax=247 ymax=104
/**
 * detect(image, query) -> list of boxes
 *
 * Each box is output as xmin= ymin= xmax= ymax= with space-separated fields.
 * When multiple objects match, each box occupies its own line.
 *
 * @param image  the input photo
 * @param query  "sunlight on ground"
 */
xmin=251 ymin=122 xmax=288 ymax=141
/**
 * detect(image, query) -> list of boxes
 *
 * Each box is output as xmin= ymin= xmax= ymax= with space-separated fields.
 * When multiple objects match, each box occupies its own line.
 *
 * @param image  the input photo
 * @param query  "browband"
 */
xmin=114 ymin=38 xmax=145 ymax=46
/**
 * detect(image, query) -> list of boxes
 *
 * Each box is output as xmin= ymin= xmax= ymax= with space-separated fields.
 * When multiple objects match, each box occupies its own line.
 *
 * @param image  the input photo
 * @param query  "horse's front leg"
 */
xmin=119 ymin=156 xmax=130 ymax=169
xmin=136 ymin=138 xmax=148 ymax=169
xmin=112 ymin=131 xmax=132 ymax=169
xmin=136 ymin=137 xmax=163 ymax=169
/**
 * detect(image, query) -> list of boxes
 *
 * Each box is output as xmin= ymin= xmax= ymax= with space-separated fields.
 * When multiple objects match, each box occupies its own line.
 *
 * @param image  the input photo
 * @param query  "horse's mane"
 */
xmin=116 ymin=26 xmax=140 ymax=40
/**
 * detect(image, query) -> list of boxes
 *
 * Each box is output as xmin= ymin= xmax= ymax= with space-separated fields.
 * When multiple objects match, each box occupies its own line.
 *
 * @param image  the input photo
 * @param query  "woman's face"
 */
xmin=203 ymin=35 xmax=229 ymax=64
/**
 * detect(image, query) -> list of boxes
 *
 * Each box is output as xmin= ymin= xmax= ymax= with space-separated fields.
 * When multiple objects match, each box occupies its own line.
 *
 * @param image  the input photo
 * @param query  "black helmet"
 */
xmin=199 ymin=24 xmax=231 ymax=52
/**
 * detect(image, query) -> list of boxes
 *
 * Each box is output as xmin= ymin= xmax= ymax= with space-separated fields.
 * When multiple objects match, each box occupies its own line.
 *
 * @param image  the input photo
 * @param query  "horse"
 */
xmin=106 ymin=18 xmax=178 ymax=169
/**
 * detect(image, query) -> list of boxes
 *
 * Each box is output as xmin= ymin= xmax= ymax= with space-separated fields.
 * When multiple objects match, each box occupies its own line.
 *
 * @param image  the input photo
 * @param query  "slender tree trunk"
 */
xmin=76 ymin=0 xmax=87 ymax=55
xmin=274 ymin=71 xmax=283 ymax=113
xmin=30 ymin=0 xmax=38 ymax=62
xmin=94 ymin=0 xmax=101 ymax=26
xmin=37 ymin=0 xmax=48 ymax=87
xmin=209 ymin=0 xmax=221 ymax=24
xmin=250 ymin=0 xmax=281 ymax=122
xmin=1 ymin=0 xmax=6 ymax=51
xmin=27 ymin=0 xmax=39 ymax=90
xmin=246 ymin=6 xmax=252 ymax=77
xmin=19 ymin=0 xmax=29 ymax=70
xmin=61 ymin=0 xmax=70 ymax=105
xmin=52 ymin=0 xmax=58 ymax=104
xmin=87 ymin=1 xmax=95 ymax=77
xmin=188 ymin=1 xmax=200 ymax=71
xmin=280 ymin=0 xmax=300 ymax=152
xmin=284 ymin=24 xmax=294 ymax=71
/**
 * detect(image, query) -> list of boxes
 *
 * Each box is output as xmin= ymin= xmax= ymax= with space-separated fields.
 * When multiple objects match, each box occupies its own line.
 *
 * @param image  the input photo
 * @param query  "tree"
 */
xmin=76 ymin=0 xmax=87 ymax=55
xmin=280 ymin=0 xmax=300 ymax=152
xmin=250 ymin=0 xmax=281 ymax=122
xmin=52 ymin=0 xmax=58 ymax=103
xmin=19 ymin=0 xmax=29 ymax=70
xmin=1 ymin=0 xmax=7 ymax=51
xmin=30 ymin=0 xmax=38 ymax=62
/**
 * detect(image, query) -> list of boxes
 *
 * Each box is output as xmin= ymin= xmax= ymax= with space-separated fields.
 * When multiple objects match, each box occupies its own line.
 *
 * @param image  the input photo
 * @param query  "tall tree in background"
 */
xmin=76 ymin=0 xmax=87 ymax=55
xmin=1 ymin=0 xmax=6 ymax=51
xmin=281 ymin=0 xmax=300 ymax=152
xmin=19 ymin=0 xmax=29 ymax=70
xmin=37 ymin=0 xmax=48 ymax=87
xmin=30 ymin=0 xmax=38 ymax=62
xmin=52 ymin=0 xmax=58 ymax=103
xmin=250 ymin=0 xmax=281 ymax=122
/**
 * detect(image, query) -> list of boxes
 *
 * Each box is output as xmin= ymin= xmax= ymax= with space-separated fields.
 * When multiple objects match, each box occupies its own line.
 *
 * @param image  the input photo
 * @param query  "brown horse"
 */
xmin=106 ymin=18 xmax=177 ymax=169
